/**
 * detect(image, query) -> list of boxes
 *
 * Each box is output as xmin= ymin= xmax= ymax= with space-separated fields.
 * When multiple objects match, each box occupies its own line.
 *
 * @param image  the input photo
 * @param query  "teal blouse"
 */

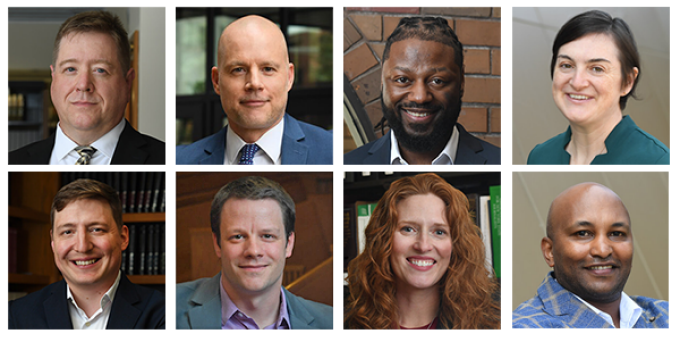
xmin=527 ymin=116 xmax=669 ymax=165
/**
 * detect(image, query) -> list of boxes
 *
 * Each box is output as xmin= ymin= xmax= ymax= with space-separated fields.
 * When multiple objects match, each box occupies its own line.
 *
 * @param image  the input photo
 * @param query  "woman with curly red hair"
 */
xmin=345 ymin=173 xmax=500 ymax=329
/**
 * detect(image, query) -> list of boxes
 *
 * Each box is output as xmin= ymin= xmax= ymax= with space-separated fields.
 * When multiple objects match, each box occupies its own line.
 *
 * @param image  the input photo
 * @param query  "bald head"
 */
xmin=546 ymin=182 xmax=630 ymax=239
xmin=217 ymin=15 xmax=289 ymax=68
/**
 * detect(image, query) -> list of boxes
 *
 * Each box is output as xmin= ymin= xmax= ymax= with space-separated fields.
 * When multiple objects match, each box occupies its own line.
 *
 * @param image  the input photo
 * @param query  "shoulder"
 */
xmin=527 ymin=131 xmax=570 ymax=164
xmin=135 ymin=132 xmax=166 ymax=164
xmin=9 ymin=136 xmax=54 ymax=165
xmin=9 ymin=281 xmax=64 ymax=329
xmin=117 ymin=276 xmax=165 ymax=329
xmin=630 ymin=295 xmax=669 ymax=328
xmin=512 ymin=295 xmax=553 ymax=328
xmin=176 ymin=128 xmax=225 ymax=164
xmin=176 ymin=276 xmax=219 ymax=305
xmin=284 ymin=114 xmax=333 ymax=161
xmin=285 ymin=290 xmax=333 ymax=329
xmin=631 ymin=295 xmax=669 ymax=314
xmin=343 ymin=135 xmax=390 ymax=165
xmin=615 ymin=119 xmax=669 ymax=164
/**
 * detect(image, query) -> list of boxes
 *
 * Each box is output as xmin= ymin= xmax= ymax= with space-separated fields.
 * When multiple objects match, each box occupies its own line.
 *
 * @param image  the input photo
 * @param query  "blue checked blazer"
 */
xmin=513 ymin=272 xmax=668 ymax=328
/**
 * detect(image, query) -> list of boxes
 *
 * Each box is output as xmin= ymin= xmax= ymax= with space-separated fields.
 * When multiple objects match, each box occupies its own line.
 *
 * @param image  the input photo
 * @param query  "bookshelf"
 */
xmin=8 ymin=172 xmax=166 ymax=296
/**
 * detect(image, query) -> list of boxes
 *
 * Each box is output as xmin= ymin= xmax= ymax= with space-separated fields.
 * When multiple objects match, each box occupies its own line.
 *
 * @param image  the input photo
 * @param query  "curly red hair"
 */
xmin=345 ymin=173 xmax=500 ymax=329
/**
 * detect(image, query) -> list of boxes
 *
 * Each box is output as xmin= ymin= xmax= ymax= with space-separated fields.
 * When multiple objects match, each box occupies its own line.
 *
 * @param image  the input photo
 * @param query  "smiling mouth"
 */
xmin=568 ymin=94 xmax=591 ymax=100
xmin=404 ymin=109 xmax=431 ymax=118
xmin=73 ymin=259 xmax=99 ymax=266
xmin=408 ymin=258 xmax=435 ymax=267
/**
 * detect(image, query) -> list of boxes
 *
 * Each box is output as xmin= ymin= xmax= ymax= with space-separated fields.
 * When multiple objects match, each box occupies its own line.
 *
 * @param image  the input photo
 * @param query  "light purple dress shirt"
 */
xmin=220 ymin=281 xmax=290 ymax=329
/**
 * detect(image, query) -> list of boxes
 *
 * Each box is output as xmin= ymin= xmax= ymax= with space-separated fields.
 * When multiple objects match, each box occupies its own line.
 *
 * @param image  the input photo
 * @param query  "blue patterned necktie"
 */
xmin=238 ymin=144 xmax=260 ymax=165
xmin=75 ymin=145 xmax=97 ymax=165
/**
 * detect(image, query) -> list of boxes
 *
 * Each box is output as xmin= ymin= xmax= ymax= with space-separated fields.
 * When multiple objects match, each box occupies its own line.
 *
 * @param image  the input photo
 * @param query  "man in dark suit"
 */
xmin=8 ymin=179 xmax=165 ymax=329
xmin=344 ymin=17 xmax=500 ymax=165
xmin=8 ymin=11 xmax=164 ymax=165
xmin=176 ymin=15 xmax=332 ymax=165
xmin=176 ymin=176 xmax=332 ymax=329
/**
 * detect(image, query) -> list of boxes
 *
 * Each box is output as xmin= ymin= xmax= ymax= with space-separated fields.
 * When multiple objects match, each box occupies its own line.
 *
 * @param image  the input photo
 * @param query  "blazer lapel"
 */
xmin=199 ymin=126 xmax=228 ymax=164
xmin=280 ymin=114 xmax=309 ymax=164
xmin=454 ymin=124 xmax=487 ymax=165
xmin=187 ymin=274 xmax=222 ymax=329
xmin=364 ymin=134 xmax=391 ymax=164
xmin=111 ymin=120 xmax=152 ymax=164
xmin=283 ymin=288 xmax=315 ymax=329
xmin=106 ymin=274 xmax=142 ymax=329
xmin=43 ymin=280 xmax=73 ymax=329
xmin=24 ymin=134 xmax=56 ymax=164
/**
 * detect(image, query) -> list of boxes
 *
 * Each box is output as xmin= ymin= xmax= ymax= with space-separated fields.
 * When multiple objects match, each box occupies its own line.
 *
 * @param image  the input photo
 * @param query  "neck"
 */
xmin=398 ymin=139 xmax=446 ymax=165
xmin=395 ymin=283 xmax=440 ymax=328
xmin=588 ymin=298 xmax=622 ymax=328
xmin=68 ymin=278 xmax=116 ymax=318
xmin=60 ymin=119 xmax=122 ymax=146
xmin=230 ymin=115 xmax=283 ymax=144
xmin=566 ymin=112 xmax=622 ymax=165
xmin=222 ymin=277 xmax=282 ymax=328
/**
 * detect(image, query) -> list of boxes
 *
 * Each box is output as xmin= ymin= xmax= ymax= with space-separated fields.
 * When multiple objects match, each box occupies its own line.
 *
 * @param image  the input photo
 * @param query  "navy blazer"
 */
xmin=8 ymin=119 xmax=165 ymax=165
xmin=9 ymin=274 xmax=165 ymax=329
xmin=176 ymin=273 xmax=333 ymax=329
xmin=176 ymin=113 xmax=332 ymax=165
xmin=344 ymin=123 xmax=500 ymax=165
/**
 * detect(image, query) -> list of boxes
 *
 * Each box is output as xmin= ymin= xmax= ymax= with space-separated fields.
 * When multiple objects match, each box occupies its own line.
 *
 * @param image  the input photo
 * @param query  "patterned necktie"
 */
xmin=238 ymin=144 xmax=260 ymax=165
xmin=75 ymin=145 xmax=97 ymax=165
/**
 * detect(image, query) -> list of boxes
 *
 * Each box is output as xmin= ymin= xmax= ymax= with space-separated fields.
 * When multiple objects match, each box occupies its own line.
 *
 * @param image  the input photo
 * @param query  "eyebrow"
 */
xmin=573 ymin=220 xmax=629 ymax=229
xmin=58 ymin=58 xmax=115 ymax=68
xmin=393 ymin=66 xmax=452 ymax=73
xmin=225 ymin=60 xmax=282 ymax=68
xmin=556 ymin=54 xmax=612 ymax=64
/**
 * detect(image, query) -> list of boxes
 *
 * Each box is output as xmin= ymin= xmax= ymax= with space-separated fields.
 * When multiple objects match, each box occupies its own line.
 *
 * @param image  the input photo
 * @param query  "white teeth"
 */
xmin=74 ymin=259 xmax=97 ymax=266
xmin=588 ymin=266 xmax=612 ymax=270
xmin=409 ymin=259 xmax=434 ymax=267
xmin=405 ymin=110 xmax=429 ymax=117
xmin=569 ymin=94 xmax=590 ymax=100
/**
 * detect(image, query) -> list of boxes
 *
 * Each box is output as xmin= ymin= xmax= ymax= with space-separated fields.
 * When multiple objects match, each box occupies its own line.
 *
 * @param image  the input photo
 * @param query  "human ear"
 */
xmin=541 ymin=237 xmax=555 ymax=268
xmin=621 ymin=67 xmax=639 ymax=96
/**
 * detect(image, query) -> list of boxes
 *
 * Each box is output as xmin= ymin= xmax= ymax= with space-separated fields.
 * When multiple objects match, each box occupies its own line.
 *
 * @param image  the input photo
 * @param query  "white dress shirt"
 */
xmin=390 ymin=125 xmax=459 ymax=165
xmin=573 ymin=291 xmax=643 ymax=328
xmin=223 ymin=118 xmax=284 ymax=165
xmin=66 ymin=271 xmax=122 ymax=330
xmin=49 ymin=119 xmax=126 ymax=165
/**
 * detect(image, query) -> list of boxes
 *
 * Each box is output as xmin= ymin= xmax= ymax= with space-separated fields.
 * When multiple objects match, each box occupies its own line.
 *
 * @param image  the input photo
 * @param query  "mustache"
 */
xmin=396 ymin=101 xmax=441 ymax=111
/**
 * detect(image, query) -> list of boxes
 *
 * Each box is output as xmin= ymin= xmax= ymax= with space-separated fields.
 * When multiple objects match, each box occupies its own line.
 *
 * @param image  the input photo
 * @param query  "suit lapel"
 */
xmin=284 ymin=288 xmax=314 ymax=329
xmin=364 ymin=134 xmax=391 ymax=164
xmin=454 ymin=124 xmax=487 ymax=165
xmin=111 ymin=120 xmax=151 ymax=164
xmin=106 ymin=274 xmax=142 ymax=329
xmin=25 ymin=134 xmax=56 ymax=164
xmin=43 ymin=280 xmax=73 ymax=329
xmin=280 ymin=114 xmax=308 ymax=164
xmin=199 ymin=126 xmax=228 ymax=164
xmin=187 ymin=274 xmax=222 ymax=329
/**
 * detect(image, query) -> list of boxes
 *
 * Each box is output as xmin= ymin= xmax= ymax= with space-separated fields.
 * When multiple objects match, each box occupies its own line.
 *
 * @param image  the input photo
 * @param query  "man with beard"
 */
xmin=344 ymin=17 xmax=500 ymax=165
xmin=513 ymin=182 xmax=668 ymax=328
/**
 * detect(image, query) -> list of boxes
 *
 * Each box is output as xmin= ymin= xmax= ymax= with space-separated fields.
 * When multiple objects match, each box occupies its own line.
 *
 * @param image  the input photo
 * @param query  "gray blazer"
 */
xmin=176 ymin=273 xmax=332 ymax=329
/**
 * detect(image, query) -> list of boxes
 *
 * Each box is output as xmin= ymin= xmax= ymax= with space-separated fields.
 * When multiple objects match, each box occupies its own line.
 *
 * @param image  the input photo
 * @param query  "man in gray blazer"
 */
xmin=176 ymin=176 xmax=332 ymax=329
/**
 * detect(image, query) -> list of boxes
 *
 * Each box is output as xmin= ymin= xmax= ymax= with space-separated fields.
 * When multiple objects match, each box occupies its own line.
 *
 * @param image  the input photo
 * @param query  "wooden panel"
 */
xmin=286 ymin=257 xmax=333 ymax=306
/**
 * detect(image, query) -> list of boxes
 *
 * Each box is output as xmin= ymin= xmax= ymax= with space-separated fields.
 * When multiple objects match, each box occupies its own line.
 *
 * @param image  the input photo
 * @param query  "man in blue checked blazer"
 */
xmin=513 ymin=182 xmax=669 ymax=328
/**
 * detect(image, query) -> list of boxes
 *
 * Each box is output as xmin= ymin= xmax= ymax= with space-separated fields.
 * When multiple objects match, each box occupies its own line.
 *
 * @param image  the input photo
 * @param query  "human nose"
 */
xmin=243 ymin=237 xmax=264 ymax=258
xmin=245 ymin=69 xmax=264 ymax=91
xmin=74 ymin=231 xmax=93 ymax=253
xmin=590 ymin=234 xmax=613 ymax=259
xmin=76 ymin=71 xmax=94 ymax=93
xmin=408 ymin=80 xmax=432 ymax=103
xmin=569 ymin=67 xmax=589 ymax=90
xmin=413 ymin=231 xmax=433 ymax=252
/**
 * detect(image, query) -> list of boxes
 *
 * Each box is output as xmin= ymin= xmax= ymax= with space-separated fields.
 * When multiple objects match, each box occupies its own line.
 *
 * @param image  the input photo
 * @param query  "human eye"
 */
xmin=558 ymin=62 xmax=574 ymax=71
xmin=574 ymin=230 xmax=592 ymax=238
xmin=394 ymin=76 xmax=410 ymax=85
xmin=262 ymin=66 xmax=276 ymax=74
xmin=228 ymin=234 xmax=245 ymax=241
xmin=609 ymin=230 xmax=628 ymax=240
xmin=231 ymin=67 xmax=246 ymax=75
xmin=589 ymin=66 xmax=605 ymax=74
xmin=430 ymin=77 xmax=447 ymax=86
xmin=94 ymin=67 xmax=108 ymax=74
xmin=63 ymin=66 xmax=77 ymax=74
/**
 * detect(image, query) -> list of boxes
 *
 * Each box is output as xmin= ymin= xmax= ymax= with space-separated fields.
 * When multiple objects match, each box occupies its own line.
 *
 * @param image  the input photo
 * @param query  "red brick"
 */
xmin=351 ymin=67 xmax=382 ymax=104
xmin=350 ymin=14 xmax=382 ymax=41
xmin=463 ymin=48 xmax=490 ymax=74
xmin=344 ymin=18 xmax=362 ymax=51
xmin=369 ymin=42 xmax=386 ymax=62
xmin=346 ymin=8 xmax=420 ymax=14
xmin=462 ymin=76 xmax=500 ymax=104
xmin=478 ymin=135 xmax=500 ymax=147
xmin=458 ymin=107 xmax=487 ymax=133
xmin=384 ymin=17 xmax=453 ymax=42
xmin=490 ymin=107 xmax=501 ymax=133
xmin=422 ymin=7 xmax=491 ymax=17
xmin=343 ymin=121 xmax=358 ymax=153
xmin=492 ymin=7 xmax=501 ymax=18
xmin=456 ymin=19 xmax=500 ymax=47
xmin=491 ymin=49 xmax=501 ymax=76
xmin=344 ymin=43 xmax=378 ymax=80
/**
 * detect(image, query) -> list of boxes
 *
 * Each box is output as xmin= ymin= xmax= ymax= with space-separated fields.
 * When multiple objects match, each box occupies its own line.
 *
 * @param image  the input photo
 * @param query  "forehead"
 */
xmin=557 ymin=33 xmax=621 ymax=63
xmin=554 ymin=186 xmax=630 ymax=230
xmin=54 ymin=198 xmax=115 ymax=223
xmin=384 ymin=39 xmax=458 ymax=71
xmin=220 ymin=198 xmax=285 ymax=229
xmin=220 ymin=25 xmax=288 ymax=65
xmin=57 ymin=31 xmax=119 ymax=62
xmin=396 ymin=193 xmax=447 ymax=220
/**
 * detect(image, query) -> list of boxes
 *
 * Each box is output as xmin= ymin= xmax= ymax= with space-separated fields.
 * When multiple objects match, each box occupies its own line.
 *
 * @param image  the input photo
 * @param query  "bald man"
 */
xmin=176 ymin=15 xmax=332 ymax=165
xmin=513 ymin=182 xmax=668 ymax=328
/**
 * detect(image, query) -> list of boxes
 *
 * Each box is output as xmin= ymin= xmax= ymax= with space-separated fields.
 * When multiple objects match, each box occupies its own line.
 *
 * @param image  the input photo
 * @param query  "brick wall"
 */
xmin=343 ymin=7 xmax=501 ymax=153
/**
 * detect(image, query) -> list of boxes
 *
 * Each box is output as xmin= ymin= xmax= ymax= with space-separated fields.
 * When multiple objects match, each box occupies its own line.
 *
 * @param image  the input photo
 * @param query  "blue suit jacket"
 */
xmin=176 ymin=273 xmax=333 ymax=329
xmin=513 ymin=272 xmax=669 ymax=328
xmin=8 ymin=274 xmax=165 ymax=329
xmin=176 ymin=113 xmax=332 ymax=165
xmin=344 ymin=123 xmax=500 ymax=165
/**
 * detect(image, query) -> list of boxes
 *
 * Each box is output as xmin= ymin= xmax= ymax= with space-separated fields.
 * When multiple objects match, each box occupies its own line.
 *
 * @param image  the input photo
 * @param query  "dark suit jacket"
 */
xmin=176 ymin=273 xmax=332 ymax=329
xmin=8 ymin=119 xmax=165 ymax=165
xmin=344 ymin=123 xmax=500 ymax=165
xmin=176 ymin=113 xmax=332 ymax=165
xmin=8 ymin=274 xmax=165 ymax=329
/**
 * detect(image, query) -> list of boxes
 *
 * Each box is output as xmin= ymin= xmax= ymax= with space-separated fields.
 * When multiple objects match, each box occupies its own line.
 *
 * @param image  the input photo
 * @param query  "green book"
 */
xmin=489 ymin=185 xmax=501 ymax=278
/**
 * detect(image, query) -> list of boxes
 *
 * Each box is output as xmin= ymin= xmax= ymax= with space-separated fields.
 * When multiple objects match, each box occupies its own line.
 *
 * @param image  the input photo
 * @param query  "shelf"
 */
xmin=8 ymin=205 xmax=50 ymax=222
xmin=123 ymin=212 xmax=165 ymax=223
xmin=9 ymin=273 xmax=51 ymax=285
xmin=128 ymin=274 xmax=165 ymax=285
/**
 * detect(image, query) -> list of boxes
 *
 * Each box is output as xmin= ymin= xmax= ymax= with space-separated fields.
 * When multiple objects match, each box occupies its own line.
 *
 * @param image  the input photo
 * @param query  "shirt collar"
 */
xmin=569 ymin=283 xmax=642 ymax=328
xmin=389 ymin=125 xmax=459 ymax=165
xmin=219 ymin=280 xmax=290 ymax=329
xmin=66 ymin=270 xmax=121 ymax=317
xmin=52 ymin=118 xmax=125 ymax=163
xmin=224 ymin=118 xmax=284 ymax=165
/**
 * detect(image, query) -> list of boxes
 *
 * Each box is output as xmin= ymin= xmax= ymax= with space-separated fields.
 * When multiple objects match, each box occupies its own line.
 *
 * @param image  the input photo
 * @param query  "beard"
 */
xmin=381 ymin=94 xmax=460 ymax=153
